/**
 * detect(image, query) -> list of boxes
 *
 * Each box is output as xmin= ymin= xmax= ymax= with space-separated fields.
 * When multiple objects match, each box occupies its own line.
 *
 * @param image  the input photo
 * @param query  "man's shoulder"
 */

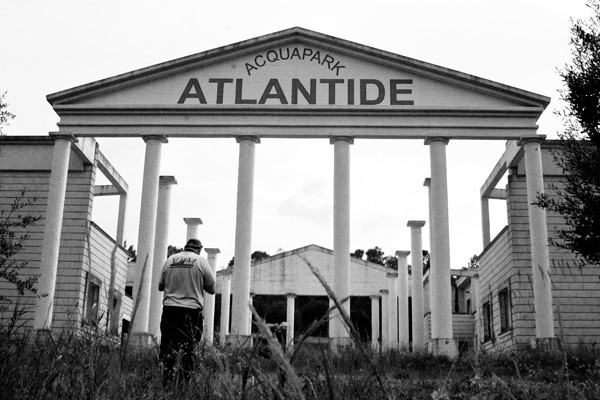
xmin=197 ymin=255 xmax=210 ymax=266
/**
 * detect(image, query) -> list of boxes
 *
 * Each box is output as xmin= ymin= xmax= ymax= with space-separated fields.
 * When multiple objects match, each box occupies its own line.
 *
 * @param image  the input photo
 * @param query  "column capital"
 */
xmin=184 ymin=217 xmax=203 ymax=226
xmin=285 ymin=292 xmax=297 ymax=298
xmin=423 ymin=177 xmax=431 ymax=187
xmin=220 ymin=268 xmax=233 ymax=277
xmin=142 ymin=135 xmax=168 ymax=144
xmin=395 ymin=250 xmax=411 ymax=258
xmin=370 ymin=294 xmax=381 ymax=300
xmin=386 ymin=272 xmax=398 ymax=278
xmin=205 ymin=248 xmax=221 ymax=255
xmin=379 ymin=289 xmax=389 ymax=295
xmin=518 ymin=135 xmax=546 ymax=146
xmin=424 ymin=137 xmax=450 ymax=146
xmin=330 ymin=136 xmax=354 ymax=145
xmin=49 ymin=132 xmax=78 ymax=144
xmin=407 ymin=220 xmax=426 ymax=229
xmin=236 ymin=135 xmax=261 ymax=144
xmin=159 ymin=176 xmax=178 ymax=186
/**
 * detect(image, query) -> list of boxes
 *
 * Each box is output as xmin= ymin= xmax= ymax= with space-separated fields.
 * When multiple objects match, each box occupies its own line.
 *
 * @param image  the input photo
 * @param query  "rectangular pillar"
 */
xmin=33 ymin=135 xmax=76 ymax=331
xmin=131 ymin=135 xmax=166 ymax=339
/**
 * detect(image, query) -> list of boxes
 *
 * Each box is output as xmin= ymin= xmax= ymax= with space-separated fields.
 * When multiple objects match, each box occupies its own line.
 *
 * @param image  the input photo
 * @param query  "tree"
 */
xmin=467 ymin=254 xmax=479 ymax=269
xmin=226 ymin=249 xmax=271 ymax=269
xmin=167 ymin=244 xmax=183 ymax=257
xmin=0 ymin=191 xmax=41 ymax=312
xmin=365 ymin=246 xmax=385 ymax=265
xmin=350 ymin=249 xmax=364 ymax=259
xmin=0 ymin=96 xmax=42 ymax=313
xmin=251 ymin=250 xmax=270 ymax=262
xmin=383 ymin=255 xmax=397 ymax=270
xmin=422 ymin=250 xmax=430 ymax=274
xmin=535 ymin=1 xmax=600 ymax=265
xmin=123 ymin=241 xmax=137 ymax=263
xmin=0 ymin=91 xmax=16 ymax=138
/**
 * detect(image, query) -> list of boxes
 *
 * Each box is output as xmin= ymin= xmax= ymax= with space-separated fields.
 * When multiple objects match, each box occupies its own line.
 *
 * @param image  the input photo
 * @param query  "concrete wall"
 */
xmin=479 ymin=143 xmax=600 ymax=352
xmin=85 ymin=222 xmax=132 ymax=334
xmin=247 ymin=245 xmax=399 ymax=297
xmin=0 ymin=137 xmax=130 ymax=335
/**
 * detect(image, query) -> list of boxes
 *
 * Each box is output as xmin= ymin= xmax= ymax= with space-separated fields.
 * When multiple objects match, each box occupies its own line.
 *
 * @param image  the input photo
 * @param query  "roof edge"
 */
xmin=46 ymin=27 xmax=550 ymax=108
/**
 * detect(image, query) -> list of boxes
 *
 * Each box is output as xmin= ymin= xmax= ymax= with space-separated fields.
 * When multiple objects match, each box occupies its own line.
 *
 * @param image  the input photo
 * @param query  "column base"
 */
xmin=34 ymin=328 xmax=53 ymax=344
xmin=531 ymin=337 xmax=560 ymax=351
xmin=128 ymin=332 xmax=154 ymax=347
xmin=226 ymin=334 xmax=253 ymax=348
xmin=428 ymin=338 xmax=458 ymax=359
xmin=329 ymin=336 xmax=353 ymax=352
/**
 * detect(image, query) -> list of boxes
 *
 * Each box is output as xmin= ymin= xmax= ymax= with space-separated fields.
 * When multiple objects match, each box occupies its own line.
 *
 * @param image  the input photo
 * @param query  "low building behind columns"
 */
xmin=214 ymin=244 xmax=399 ymax=346
xmin=477 ymin=140 xmax=600 ymax=352
xmin=0 ymin=136 xmax=132 ymax=337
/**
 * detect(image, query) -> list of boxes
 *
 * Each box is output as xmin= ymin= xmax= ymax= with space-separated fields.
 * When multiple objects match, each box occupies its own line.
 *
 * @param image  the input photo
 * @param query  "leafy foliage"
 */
xmin=167 ymin=244 xmax=183 ymax=257
xmin=122 ymin=241 xmax=137 ymax=262
xmin=0 ymin=190 xmax=41 ymax=310
xmin=365 ymin=246 xmax=385 ymax=265
xmin=535 ymin=0 xmax=600 ymax=264
xmin=0 ymin=91 xmax=16 ymax=137
xmin=251 ymin=250 xmax=270 ymax=262
xmin=350 ymin=249 xmax=364 ymax=259
xmin=227 ymin=249 xmax=271 ymax=268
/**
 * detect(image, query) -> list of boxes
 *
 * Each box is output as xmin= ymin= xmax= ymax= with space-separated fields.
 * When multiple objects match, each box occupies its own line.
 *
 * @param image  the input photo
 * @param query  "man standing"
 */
xmin=158 ymin=238 xmax=216 ymax=384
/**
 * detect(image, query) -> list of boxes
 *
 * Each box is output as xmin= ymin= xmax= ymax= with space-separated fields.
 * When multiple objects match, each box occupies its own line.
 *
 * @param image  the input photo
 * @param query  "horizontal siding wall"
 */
xmin=478 ymin=226 xmax=515 ymax=352
xmin=453 ymin=313 xmax=474 ymax=345
xmin=0 ymin=158 xmax=95 ymax=332
xmin=481 ymin=167 xmax=600 ymax=352
xmin=85 ymin=222 xmax=131 ymax=334
xmin=424 ymin=313 xmax=432 ymax=346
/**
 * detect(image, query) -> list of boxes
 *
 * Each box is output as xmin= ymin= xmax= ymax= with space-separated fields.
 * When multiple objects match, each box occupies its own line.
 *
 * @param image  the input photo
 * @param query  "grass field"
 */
xmin=2 ymin=316 xmax=600 ymax=400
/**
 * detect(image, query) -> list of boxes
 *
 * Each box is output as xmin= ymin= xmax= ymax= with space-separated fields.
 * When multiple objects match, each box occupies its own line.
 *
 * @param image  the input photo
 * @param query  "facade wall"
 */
xmin=479 ymin=143 xmax=600 ymax=352
xmin=0 ymin=138 xmax=130 ymax=335
xmin=0 ymin=152 xmax=94 ymax=330
xmin=248 ymin=245 xmax=398 ymax=297
xmin=85 ymin=222 xmax=132 ymax=334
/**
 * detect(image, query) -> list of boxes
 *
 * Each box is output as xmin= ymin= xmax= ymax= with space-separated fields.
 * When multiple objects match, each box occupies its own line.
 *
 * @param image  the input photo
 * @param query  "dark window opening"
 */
xmin=499 ymin=288 xmax=511 ymax=333
xmin=483 ymin=301 xmax=492 ymax=342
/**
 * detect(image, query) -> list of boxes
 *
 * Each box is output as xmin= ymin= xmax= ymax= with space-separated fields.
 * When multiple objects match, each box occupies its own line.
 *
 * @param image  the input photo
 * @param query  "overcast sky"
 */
xmin=0 ymin=1 xmax=591 ymax=269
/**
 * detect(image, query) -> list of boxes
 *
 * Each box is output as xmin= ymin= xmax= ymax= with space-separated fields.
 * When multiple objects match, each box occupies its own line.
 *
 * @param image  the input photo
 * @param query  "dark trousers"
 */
xmin=159 ymin=305 xmax=203 ymax=384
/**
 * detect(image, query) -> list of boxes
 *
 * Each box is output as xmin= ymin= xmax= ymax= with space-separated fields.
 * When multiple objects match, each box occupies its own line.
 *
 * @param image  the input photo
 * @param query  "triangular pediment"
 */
xmin=48 ymin=27 xmax=548 ymax=109
xmin=48 ymin=27 xmax=549 ymax=139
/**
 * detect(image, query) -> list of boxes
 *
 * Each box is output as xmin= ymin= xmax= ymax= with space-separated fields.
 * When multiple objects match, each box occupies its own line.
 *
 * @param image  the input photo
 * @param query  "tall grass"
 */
xmin=2 ymin=257 xmax=600 ymax=399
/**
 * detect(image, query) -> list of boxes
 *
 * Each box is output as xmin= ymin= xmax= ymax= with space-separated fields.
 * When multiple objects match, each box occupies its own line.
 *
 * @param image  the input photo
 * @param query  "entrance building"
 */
xmin=36 ymin=27 xmax=551 ymax=356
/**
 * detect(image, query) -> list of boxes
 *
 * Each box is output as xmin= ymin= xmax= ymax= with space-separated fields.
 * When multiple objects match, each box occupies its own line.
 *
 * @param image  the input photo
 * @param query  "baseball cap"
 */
xmin=184 ymin=238 xmax=202 ymax=250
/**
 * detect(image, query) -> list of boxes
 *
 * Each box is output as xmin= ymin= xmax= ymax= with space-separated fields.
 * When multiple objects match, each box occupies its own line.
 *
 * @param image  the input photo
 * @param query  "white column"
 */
xmin=219 ymin=270 xmax=232 ymax=345
xmin=426 ymin=137 xmax=455 ymax=357
xmin=370 ymin=294 xmax=380 ymax=351
xmin=387 ymin=272 xmax=399 ymax=350
xmin=481 ymin=197 xmax=491 ymax=247
xmin=396 ymin=250 xmax=410 ymax=349
xmin=379 ymin=289 xmax=389 ymax=351
xmin=285 ymin=293 xmax=296 ymax=348
xmin=248 ymin=292 xmax=255 ymax=334
xmin=34 ymin=135 xmax=76 ymax=331
xmin=131 ymin=135 xmax=167 ymax=338
xmin=148 ymin=176 xmax=177 ymax=340
xmin=204 ymin=248 xmax=220 ymax=344
xmin=423 ymin=177 xmax=436 ymax=337
xmin=231 ymin=136 xmax=259 ymax=337
xmin=408 ymin=220 xmax=426 ymax=350
xmin=116 ymin=193 xmax=127 ymax=246
xmin=520 ymin=137 xmax=554 ymax=341
xmin=330 ymin=137 xmax=353 ymax=341
xmin=470 ymin=271 xmax=480 ymax=349
xmin=184 ymin=217 xmax=203 ymax=240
